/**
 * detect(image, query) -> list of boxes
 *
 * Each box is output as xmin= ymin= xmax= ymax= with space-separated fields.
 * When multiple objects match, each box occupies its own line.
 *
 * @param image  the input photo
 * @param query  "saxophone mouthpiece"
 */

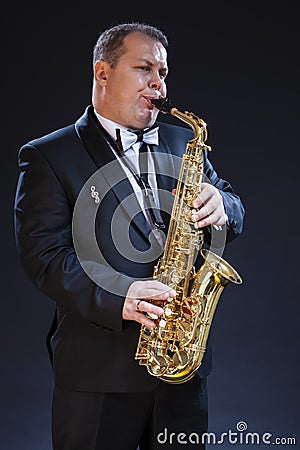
xmin=151 ymin=97 xmax=173 ymax=114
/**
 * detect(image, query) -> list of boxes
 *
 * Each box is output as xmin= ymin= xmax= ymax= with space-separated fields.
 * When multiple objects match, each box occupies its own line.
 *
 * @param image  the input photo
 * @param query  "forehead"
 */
xmin=122 ymin=32 xmax=168 ymax=66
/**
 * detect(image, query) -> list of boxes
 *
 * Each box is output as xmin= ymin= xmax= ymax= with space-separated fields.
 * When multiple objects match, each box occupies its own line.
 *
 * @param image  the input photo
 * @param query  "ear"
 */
xmin=94 ymin=60 xmax=109 ymax=85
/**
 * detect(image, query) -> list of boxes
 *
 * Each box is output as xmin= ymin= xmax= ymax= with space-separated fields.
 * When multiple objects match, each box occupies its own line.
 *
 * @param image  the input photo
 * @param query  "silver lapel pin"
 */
xmin=90 ymin=186 xmax=100 ymax=204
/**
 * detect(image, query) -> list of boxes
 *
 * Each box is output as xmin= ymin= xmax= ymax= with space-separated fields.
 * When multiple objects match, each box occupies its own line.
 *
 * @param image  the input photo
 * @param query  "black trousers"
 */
xmin=52 ymin=375 xmax=208 ymax=450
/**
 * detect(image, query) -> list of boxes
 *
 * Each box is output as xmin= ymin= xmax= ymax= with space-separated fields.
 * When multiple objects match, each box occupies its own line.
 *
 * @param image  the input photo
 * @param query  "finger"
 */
xmin=192 ymin=184 xmax=214 ymax=208
xmin=197 ymin=209 xmax=227 ymax=227
xmin=140 ymin=289 xmax=175 ymax=301
xmin=134 ymin=311 xmax=157 ymax=329
xmin=144 ymin=279 xmax=176 ymax=292
xmin=134 ymin=300 xmax=166 ymax=329
xmin=192 ymin=202 xmax=212 ymax=222
xmin=130 ymin=281 xmax=176 ymax=301
xmin=136 ymin=299 xmax=164 ymax=317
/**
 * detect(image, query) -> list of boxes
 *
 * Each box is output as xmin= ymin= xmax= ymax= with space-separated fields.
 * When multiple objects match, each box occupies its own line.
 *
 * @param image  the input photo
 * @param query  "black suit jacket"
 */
xmin=14 ymin=105 xmax=245 ymax=392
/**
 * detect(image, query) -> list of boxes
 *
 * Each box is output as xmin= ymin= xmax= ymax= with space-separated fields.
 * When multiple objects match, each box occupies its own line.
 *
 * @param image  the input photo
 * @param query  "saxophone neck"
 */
xmin=171 ymin=108 xmax=208 ymax=146
xmin=151 ymin=97 xmax=211 ymax=151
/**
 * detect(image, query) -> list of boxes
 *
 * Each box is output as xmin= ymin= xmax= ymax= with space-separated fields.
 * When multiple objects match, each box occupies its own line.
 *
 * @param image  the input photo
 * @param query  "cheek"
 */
xmin=108 ymin=81 xmax=132 ymax=108
xmin=161 ymin=82 xmax=167 ymax=96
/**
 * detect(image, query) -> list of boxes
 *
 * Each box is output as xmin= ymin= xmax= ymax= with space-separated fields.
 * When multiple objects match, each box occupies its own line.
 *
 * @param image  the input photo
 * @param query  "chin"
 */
xmin=140 ymin=110 xmax=158 ymax=128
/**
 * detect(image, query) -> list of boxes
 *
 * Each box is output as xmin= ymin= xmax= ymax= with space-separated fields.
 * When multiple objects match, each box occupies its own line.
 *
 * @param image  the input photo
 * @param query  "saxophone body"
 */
xmin=134 ymin=98 xmax=242 ymax=384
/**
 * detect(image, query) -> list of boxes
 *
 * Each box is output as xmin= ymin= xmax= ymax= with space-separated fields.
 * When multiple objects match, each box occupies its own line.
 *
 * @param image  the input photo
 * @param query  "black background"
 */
xmin=1 ymin=2 xmax=299 ymax=449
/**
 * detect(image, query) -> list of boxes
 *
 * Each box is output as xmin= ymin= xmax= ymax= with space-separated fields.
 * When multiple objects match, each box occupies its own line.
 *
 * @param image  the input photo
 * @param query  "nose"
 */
xmin=149 ymin=71 xmax=162 ymax=90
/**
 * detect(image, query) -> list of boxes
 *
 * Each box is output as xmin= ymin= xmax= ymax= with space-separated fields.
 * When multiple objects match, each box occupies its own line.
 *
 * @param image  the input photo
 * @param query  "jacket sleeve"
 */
xmin=14 ymin=143 xmax=132 ymax=335
xmin=203 ymin=151 xmax=245 ymax=242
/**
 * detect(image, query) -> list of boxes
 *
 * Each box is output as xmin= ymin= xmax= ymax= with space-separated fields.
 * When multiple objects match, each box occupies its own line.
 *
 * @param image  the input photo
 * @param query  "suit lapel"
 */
xmin=75 ymin=106 xmax=153 ymax=242
xmin=150 ymin=136 xmax=177 ymax=192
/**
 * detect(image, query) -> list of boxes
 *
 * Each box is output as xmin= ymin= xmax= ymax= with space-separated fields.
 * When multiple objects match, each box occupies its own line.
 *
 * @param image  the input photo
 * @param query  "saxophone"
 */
xmin=134 ymin=98 xmax=242 ymax=384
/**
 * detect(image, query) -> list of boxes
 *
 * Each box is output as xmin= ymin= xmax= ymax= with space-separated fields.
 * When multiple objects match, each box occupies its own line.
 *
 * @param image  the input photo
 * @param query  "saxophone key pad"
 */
xmin=164 ymin=307 xmax=173 ymax=317
xmin=159 ymin=319 xmax=166 ymax=328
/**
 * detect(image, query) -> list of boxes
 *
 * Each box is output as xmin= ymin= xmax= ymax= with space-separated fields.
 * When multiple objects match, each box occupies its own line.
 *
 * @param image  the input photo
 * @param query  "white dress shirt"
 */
xmin=94 ymin=110 xmax=163 ymax=238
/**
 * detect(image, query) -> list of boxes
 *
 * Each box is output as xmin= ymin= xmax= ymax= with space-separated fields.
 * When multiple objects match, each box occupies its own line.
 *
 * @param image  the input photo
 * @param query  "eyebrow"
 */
xmin=137 ymin=58 xmax=153 ymax=65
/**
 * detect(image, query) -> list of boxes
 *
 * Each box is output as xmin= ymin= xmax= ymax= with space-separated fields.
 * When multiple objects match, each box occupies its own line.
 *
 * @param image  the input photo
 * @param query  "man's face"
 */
xmin=94 ymin=32 xmax=168 ymax=129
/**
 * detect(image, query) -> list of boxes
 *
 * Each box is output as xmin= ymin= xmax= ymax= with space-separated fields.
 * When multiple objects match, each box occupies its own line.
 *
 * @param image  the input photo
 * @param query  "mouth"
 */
xmin=143 ymin=96 xmax=160 ymax=109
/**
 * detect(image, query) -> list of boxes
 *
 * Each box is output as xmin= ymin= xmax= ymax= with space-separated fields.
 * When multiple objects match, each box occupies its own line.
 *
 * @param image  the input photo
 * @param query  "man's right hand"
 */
xmin=122 ymin=280 xmax=176 ymax=328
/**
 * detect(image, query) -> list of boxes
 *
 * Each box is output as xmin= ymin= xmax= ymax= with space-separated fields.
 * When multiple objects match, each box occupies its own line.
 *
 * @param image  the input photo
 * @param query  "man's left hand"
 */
xmin=192 ymin=182 xmax=228 ymax=227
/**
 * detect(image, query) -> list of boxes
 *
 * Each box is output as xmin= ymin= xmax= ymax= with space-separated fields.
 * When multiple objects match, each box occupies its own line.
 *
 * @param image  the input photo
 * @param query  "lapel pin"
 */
xmin=90 ymin=186 xmax=100 ymax=204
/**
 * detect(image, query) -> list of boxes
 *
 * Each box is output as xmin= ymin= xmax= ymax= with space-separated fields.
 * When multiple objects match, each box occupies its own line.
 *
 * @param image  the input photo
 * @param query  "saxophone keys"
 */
xmin=173 ymin=350 xmax=189 ymax=369
xmin=177 ymin=321 xmax=193 ymax=345
xmin=148 ymin=355 xmax=168 ymax=376
xmin=159 ymin=318 xmax=166 ymax=328
xmin=164 ymin=307 xmax=173 ymax=316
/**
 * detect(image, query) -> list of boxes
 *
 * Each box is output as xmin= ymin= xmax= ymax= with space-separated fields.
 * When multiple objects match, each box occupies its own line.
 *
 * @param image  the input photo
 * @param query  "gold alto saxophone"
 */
xmin=134 ymin=97 xmax=242 ymax=384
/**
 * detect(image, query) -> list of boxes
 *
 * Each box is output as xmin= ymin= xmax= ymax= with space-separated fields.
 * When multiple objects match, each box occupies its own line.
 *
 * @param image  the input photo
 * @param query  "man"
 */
xmin=14 ymin=22 xmax=244 ymax=450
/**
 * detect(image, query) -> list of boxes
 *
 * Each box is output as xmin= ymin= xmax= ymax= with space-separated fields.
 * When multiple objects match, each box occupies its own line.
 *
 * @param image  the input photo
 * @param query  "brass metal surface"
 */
xmin=134 ymin=98 xmax=242 ymax=383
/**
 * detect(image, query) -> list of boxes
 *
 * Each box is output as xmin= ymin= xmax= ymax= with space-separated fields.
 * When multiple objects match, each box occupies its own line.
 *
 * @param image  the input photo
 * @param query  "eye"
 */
xmin=159 ymin=69 xmax=168 ymax=80
xmin=137 ymin=66 xmax=150 ymax=72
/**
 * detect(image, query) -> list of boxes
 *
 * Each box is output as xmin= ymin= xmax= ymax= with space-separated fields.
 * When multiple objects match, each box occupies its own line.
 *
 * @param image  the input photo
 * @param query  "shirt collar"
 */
xmin=94 ymin=108 xmax=128 ymax=142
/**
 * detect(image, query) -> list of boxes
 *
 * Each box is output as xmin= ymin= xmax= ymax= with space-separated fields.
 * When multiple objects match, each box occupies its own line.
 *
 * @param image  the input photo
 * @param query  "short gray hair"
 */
xmin=93 ymin=22 xmax=168 ymax=67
